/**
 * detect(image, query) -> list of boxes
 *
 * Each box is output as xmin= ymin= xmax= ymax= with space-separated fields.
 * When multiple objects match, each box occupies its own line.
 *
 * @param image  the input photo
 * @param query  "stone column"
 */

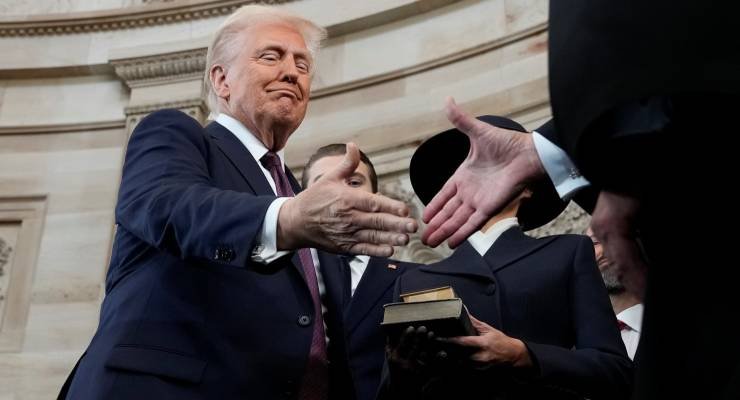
xmin=111 ymin=46 xmax=209 ymax=135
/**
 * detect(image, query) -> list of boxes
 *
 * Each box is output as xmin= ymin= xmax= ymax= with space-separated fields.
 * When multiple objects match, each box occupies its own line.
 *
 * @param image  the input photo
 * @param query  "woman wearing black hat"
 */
xmin=378 ymin=116 xmax=632 ymax=400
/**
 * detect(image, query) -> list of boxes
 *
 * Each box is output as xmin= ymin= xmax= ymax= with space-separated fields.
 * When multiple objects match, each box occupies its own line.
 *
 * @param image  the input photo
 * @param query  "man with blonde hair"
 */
xmin=60 ymin=5 xmax=416 ymax=400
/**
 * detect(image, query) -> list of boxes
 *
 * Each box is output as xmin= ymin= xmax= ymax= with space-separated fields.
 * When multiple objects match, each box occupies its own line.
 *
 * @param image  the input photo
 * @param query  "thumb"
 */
xmin=469 ymin=315 xmax=492 ymax=334
xmin=324 ymin=142 xmax=360 ymax=181
xmin=444 ymin=96 xmax=490 ymax=140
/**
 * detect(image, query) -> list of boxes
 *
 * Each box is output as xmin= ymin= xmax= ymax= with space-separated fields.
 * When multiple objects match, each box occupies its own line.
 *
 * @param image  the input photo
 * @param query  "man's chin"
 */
xmin=266 ymin=105 xmax=305 ymax=126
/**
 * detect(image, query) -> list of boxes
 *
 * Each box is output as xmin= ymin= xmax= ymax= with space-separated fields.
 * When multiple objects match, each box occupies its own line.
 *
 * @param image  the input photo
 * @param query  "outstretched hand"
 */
xmin=422 ymin=98 xmax=546 ymax=248
xmin=278 ymin=142 xmax=418 ymax=257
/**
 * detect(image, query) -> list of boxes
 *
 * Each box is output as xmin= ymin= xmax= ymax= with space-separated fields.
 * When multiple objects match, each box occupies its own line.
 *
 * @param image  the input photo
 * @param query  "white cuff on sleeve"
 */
xmin=251 ymin=197 xmax=292 ymax=264
xmin=532 ymin=131 xmax=590 ymax=200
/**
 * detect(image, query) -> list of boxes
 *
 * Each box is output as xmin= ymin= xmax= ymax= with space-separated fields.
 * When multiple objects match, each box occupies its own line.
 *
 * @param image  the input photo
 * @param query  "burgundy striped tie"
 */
xmin=260 ymin=151 xmax=328 ymax=400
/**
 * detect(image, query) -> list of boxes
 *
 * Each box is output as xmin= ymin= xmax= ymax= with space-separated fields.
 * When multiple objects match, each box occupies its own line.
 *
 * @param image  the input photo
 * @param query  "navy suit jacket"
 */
xmin=319 ymin=253 xmax=418 ymax=400
xmin=380 ymin=227 xmax=632 ymax=400
xmin=63 ymin=109 xmax=345 ymax=399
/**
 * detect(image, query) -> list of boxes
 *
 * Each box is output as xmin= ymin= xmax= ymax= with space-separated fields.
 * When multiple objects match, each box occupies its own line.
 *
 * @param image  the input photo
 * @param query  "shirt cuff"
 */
xmin=532 ymin=131 xmax=590 ymax=200
xmin=251 ymin=197 xmax=292 ymax=264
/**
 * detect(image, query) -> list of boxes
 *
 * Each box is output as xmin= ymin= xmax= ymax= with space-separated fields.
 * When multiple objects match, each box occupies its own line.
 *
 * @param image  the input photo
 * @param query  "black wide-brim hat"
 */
xmin=409 ymin=115 xmax=567 ymax=231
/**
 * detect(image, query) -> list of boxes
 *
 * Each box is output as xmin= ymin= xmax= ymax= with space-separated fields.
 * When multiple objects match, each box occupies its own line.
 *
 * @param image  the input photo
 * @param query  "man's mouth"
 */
xmin=268 ymin=89 xmax=300 ymax=100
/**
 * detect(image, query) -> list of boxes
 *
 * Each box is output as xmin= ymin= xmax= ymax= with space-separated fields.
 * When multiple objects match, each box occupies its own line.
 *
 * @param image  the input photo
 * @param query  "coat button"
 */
xmin=485 ymin=283 xmax=496 ymax=295
xmin=297 ymin=315 xmax=311 ymax=327
xmin=214 ymin=246 xmax=235 ymax=262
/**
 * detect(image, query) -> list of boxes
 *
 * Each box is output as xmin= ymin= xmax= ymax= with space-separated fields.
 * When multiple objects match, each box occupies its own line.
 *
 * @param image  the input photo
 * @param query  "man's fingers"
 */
xmin=424 ymin=201 xmax=475 ymax=248
xmin=424 ymin=196 xmax=462 ymax=244
xmin=348 ymin=243 xmax=394 ymax=258
xmin=407 ymin=326 xmax=427 ymax=360
xmin=470 ymin=351 xmax=489 ymax=363
xmin=352 ymin=211 xmax=417 ymax=235
xmin=446 ymin=335 xmax=482 ymax=348
xmin=445 ymin=207 xmax=488 ymax=248
xmin=354 ymin=192 xmax=412 ymax=219
xmin=396 ymin=326 xmax=416 ymax=359
xmin=323 ymin=142 xmax=361 ymax=181
xmin=422 ymin=180 xmax=457 ymax=224
xmin=353 ymin=229 xmax=409 ymax=247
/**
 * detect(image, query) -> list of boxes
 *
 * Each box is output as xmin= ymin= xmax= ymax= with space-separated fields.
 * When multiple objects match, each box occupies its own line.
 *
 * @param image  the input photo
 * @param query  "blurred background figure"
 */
xmin=586 ymin=227 xmax=642 ymax=361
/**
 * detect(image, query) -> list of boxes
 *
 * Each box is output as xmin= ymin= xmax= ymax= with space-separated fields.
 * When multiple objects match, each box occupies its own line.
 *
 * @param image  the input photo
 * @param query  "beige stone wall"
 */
xmin=0 ymin=0 xmax=588 ymax=398
xmin=0 ymin=125 xmax=126 ymax=399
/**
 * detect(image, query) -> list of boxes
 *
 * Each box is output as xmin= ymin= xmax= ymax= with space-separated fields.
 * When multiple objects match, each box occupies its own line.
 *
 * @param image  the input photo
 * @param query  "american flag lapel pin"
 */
xmin=387 ymin=263 xmax=398 ymax=270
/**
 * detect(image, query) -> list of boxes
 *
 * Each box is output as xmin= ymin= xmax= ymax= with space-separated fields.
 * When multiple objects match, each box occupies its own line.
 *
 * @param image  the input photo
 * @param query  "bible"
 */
xmin=381 ymin=286 xmax=476 ymax=339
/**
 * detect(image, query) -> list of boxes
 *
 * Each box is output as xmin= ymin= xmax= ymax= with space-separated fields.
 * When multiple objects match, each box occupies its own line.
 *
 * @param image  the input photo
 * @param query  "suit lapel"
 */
xmin=285 ymin=166 xmax=302 ymax=194
xmin=206 ymin=122 xmax=308 ymax=279
xmin=317 ymin=251 xmax=346 ymax=317
xmin=420 ymin=244 xmax=503 ymax=329
xmin=482 ymin=227 xmax=557 ymax=273
xmin=345 ymin=257 xmax=404 ymax=334
xmin=206 ymin=121 xmax=274 ymax=196
xmin=419 ymin=242 xmax=495 ymax=283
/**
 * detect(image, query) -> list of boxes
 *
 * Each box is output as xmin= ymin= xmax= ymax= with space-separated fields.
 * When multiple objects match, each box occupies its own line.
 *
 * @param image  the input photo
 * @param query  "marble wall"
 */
xmin=0 ymin=1 xmax=589 ymax=398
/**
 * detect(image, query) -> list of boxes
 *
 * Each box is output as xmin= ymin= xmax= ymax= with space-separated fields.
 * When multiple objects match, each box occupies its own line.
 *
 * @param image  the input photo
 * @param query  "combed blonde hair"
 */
xmin=203 ymin=5 xmax=327 ymax=114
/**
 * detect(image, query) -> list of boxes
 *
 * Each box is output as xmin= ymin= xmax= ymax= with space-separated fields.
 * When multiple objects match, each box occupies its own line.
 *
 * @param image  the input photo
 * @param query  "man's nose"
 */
xmin=280 ymin=55 xmax=299 ymax=84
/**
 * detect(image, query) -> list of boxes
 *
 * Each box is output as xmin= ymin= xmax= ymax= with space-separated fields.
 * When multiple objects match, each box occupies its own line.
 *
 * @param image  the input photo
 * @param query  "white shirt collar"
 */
xmin=616 ymin=303 xmax=644 ymax=333
xmin=354 ymin=255 xmax=371 ymax=264
xmin=215 ymin=113 xmax=285 ymax=170
xmin=467 ymin=217 xmax=520 ymax=256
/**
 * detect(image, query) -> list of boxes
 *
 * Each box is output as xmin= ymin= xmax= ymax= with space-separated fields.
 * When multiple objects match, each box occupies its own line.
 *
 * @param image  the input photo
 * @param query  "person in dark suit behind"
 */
xmin=380 ymin=116 xmax=632 ymax=400
xmin=301 ymin=144 xmax=420 ymax=400
xmin=59 ymin=5 xmax=418 ymax=400
xmin=420 ymin=3 xmax=740 ymax=398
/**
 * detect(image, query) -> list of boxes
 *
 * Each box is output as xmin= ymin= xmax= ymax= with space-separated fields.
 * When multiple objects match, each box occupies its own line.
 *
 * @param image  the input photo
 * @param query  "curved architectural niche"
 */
xmin=0 ymin=0 xmax=294 ymax=37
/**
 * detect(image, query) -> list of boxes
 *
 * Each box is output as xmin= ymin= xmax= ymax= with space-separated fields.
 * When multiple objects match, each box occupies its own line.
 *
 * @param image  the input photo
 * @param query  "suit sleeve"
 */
xmin=115 ymin=109 xmax=276 ymax=267
xmin=523 ymin=237 xmax=633 ymax=399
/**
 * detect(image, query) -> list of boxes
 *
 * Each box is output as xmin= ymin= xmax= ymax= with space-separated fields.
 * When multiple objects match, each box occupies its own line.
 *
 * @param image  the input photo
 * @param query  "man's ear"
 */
xmin=210 ymin=64 xmax=230 ymax=100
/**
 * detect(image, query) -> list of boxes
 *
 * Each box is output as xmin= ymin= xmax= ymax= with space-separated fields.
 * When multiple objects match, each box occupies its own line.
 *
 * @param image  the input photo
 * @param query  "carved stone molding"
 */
xmin=0 ymin=0 xmax=294 ymax=37
xmin=125 ymin=98 xmax=208 ymax=134
xmin=111 ymin=48 xmax=206 ymax=88
xmin=0 ymin=120 xmax=125 ymax=136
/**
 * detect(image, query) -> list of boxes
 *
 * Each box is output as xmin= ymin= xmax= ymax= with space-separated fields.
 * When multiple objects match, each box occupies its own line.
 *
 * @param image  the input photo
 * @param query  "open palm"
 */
xmin=422 ymin=98 xmax=545 ymax=248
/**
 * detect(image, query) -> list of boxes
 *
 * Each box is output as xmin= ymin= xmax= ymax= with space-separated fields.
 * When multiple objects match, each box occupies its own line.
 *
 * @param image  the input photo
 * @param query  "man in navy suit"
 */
xmin=60 ymin=5 xmax=417 ymax=400
xmin=381 ymin=116 xmax=632 ymax=400
xmin=302 ymin=144 xmax=420 ymax=400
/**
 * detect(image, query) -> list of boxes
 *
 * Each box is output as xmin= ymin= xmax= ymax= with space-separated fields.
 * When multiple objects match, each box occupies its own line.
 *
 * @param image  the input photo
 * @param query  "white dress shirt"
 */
xmin=216 ymin=114 xmax=291 ymax=264
xmin=348 ymin=255 xmax=371 ymax=296
xmin=467 ymin=217 xmax=520 ymax=256
xmin=215 ymin=114 xmax=328 ymax=340
xmin=532 ymin=131 xmax=590 ymax=200
xmin=616 ymin=303 xmax=643 ymax=360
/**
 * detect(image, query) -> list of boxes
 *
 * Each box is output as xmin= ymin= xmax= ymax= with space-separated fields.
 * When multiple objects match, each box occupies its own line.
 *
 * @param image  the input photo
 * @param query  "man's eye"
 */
xmin=297 ymin=62 xmax=310 ymax=73
xmin=261 ymin=53 xmax=279 ymax=61
xmin=348 ymin=180 xmax=362 ymax=187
